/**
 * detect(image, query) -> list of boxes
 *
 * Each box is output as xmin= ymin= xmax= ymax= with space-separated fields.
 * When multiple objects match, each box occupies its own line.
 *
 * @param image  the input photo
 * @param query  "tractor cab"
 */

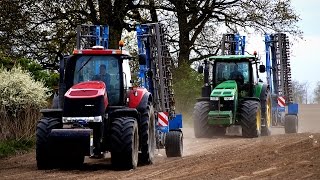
xmin=63 ymin=47 xmax=132 ymax=106
xmin=55 ymin=25 xmax=133 ymax=110
xmin=199 ymin=55 xmax=265 ymax=99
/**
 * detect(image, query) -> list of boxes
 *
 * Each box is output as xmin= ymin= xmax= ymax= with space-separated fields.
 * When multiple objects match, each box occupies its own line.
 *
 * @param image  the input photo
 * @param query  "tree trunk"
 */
xmin=108 ymin=25 xmax=123 ymax=49
xmin=149 ymin=0 xmax=158 ymax=22
xmin=172 ymin=0 xmax=191 ymax=65
xmin=98 ymin=0 xmax=126 ymax=49
xmin=177 ymin=13 xmax=191 ymax=65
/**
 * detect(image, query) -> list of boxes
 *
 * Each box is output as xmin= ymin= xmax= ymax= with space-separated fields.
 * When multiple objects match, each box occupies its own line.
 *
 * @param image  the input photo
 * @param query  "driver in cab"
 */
xmin=230 ymin=64 xmax=244 ymax=84
xmin=93 ymin=64 xmax=111 ymax=87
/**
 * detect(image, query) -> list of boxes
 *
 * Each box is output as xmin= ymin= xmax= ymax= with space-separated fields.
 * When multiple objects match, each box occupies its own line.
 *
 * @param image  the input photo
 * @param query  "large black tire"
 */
xmin=260 ymin=88 xmax=272 ymax=136
xmin=139 ymin=104 xmax=156 ymax=165
xmin=284 ymin=115 xmax=298 ymax=133
xmin=165 ymin=131 xmax=183 ymax=157
xmin=111 ymin=117 xmax=139 ymax=170
xmin=36 ymin=117 xmax=62 ymax=170
xmin=193 ymin=101 xmax=214 ymax=138
xmin=240 ymin=100 xmax=262 ymax=138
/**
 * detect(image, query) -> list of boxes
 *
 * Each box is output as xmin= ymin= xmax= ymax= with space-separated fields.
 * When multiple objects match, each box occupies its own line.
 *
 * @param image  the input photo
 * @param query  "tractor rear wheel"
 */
xmin=284 ymin=115 xmax=298 ymax=133
xmin=261 ymin=89 xmax=272 ymax=136
xmin=193 ymin=101 xmax=215 ymax=138
xmin=111 ymin=117 xmax=139 ymax=170
xmin=240 ymin=100 xmax=262 ymax=138
xmin=36 ymin=117 xmax=62 ymax=170
xmin=139 ymin=104 xmax=156 ymax=165
xmin=165 ymin=131 xmax=183 ymax=157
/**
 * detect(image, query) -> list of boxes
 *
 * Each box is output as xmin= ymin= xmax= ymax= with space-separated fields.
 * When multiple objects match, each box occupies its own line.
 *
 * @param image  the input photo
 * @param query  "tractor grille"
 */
xmin=63 ymin=96 xmax=105 ymax=117
xmin=211 ymin=97 xmax=234 ymax=112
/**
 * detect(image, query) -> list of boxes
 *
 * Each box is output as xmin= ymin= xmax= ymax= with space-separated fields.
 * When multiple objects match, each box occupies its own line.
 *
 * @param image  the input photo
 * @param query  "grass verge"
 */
xmin=0 ymin=138 xmax=35 ymax=158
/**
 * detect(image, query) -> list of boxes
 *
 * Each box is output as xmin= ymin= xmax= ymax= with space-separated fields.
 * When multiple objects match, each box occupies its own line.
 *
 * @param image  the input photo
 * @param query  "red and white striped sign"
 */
xmin=277 ymin=96 xmax=286 ymax=107
xmin=158 ymin=112 xmax=169 ymax=127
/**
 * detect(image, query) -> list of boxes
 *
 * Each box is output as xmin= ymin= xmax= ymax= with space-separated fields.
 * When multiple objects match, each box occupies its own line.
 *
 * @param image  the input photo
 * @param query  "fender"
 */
xmin=242 ymin=97 xmax=260 ymax=102
xmin=253 ymin=83 xmax=264 ymax=98
xmin=259 ymin=84 xmax=269 ymax=101
xmin=128 ymin=87 xmax=152 ymax=110
xmin=110 ymin=108 xmax=139 ymax=120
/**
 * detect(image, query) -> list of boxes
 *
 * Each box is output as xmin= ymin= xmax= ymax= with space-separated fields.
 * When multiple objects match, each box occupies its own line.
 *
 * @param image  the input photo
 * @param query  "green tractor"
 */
xmin=193 ymin=55 xmax=272 ymax=138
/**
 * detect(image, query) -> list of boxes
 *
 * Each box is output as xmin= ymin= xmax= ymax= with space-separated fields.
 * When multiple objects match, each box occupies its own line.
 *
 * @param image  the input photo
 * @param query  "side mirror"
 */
xmin=138 ymin=54 xmax=147 ymax=65
xmin=198 ymin=65 xmax=204 ymax=73
xmin=259 ymin=65 xmax=266 ymax=73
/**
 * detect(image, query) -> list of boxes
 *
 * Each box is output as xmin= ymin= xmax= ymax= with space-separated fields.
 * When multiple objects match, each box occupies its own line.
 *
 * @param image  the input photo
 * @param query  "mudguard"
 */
xmin=259 ymin=84 xmax=269 ymax=100
xmin=242 ymin=97 xmax=260 ymax=102
xmin=254 ymin=83 xmax=264 ymax=98
xmin=128 ymin=87 xmax=152 ymax=111
xmin=40 ymin=109 xmax=63 ymax=118
xmin=110 ymin=108 xmax=140 ymax=120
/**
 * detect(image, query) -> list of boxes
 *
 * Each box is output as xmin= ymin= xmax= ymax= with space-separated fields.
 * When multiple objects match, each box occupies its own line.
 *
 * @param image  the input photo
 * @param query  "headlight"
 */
xmin=210 ymin=96 xmax=219 ymax=101
xmin=62 ymin=116 xmax=103 ymax=123
xmin=224 ymin=97 xmax=234 ymax=100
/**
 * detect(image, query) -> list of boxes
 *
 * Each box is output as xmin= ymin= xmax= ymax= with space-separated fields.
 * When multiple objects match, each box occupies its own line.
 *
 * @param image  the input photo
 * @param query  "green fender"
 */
xmin=253 ymin=83 xmax=264 ymax=98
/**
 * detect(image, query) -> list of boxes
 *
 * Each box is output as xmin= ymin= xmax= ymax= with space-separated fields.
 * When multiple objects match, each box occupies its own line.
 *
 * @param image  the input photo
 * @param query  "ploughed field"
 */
xmin=0 ymin=104 xmax=319 ymax=180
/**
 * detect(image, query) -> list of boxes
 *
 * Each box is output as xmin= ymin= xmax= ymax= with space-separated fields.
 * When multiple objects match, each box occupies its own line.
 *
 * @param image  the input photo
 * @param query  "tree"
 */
xmin=0 ymin=0 xmax=151 ymax=65
xmin=291 ymin=80 xmax=308 ymax=104
xmin=154 ymin=0 xmax=302 ymax=64
xmin=0 ymin=0 xmax=301 ymax=67
xmin=314 ymin=81 xmax=320 ymax=104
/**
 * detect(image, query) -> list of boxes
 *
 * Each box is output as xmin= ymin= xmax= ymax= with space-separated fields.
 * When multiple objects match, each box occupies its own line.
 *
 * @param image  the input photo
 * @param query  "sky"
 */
xmin=246 ymin=0 xmax=320 ymax=95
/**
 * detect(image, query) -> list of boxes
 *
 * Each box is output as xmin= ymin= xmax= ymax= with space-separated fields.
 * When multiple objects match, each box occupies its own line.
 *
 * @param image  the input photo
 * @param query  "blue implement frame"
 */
xmin=136 ymin=23 xmax=183 ymax=148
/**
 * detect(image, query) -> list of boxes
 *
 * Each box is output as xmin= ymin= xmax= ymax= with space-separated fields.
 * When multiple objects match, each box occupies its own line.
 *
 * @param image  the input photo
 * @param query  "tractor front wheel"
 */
xmin=193 ymin=101 xmax=214 ymax=138
xmin=240 ymin=100 xmax=262 ymax=138
xmin=111 ymin=117 xmax=139 ymax=170
xmin=36 ymin=117 xmax=62 ymax=170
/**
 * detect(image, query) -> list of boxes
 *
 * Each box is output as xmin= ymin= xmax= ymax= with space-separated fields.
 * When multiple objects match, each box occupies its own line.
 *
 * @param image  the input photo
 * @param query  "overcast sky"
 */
xmin=246 ymin=0 xmax=320 ymax=93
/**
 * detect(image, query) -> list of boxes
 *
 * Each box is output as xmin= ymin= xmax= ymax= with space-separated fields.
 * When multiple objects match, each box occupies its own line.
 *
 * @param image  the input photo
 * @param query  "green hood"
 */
xmin=210 ymin=80 xmax=237 ymax=97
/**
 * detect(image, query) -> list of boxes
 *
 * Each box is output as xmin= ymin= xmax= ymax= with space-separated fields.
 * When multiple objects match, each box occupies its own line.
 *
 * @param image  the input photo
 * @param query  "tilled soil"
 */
xmin=0 ymin=104 xmax=319 ymax=180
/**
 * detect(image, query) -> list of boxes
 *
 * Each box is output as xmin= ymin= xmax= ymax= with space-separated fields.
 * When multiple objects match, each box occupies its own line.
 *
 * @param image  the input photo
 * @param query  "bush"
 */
xmin=0 ymin=66 xmax=51 ymax=140
xmin=173 ymin=63 xmax=203 ymax=126
xmin=0 ymin=139 xmax=35 ymax=158
xmin=0 ymin=52 xmax=59 ymax=90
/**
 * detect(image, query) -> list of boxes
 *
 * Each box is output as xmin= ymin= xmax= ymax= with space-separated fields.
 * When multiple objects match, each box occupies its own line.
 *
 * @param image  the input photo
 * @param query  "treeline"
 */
xmin=292 ymin=80 xmax=320 ymax=104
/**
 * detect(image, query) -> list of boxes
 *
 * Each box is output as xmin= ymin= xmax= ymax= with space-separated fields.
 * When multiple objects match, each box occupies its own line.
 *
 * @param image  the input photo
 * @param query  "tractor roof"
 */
xmin=208 ymin=55 xmax=256 ymax=61
xmin=73 ymin=46 xmax=131 ymax=56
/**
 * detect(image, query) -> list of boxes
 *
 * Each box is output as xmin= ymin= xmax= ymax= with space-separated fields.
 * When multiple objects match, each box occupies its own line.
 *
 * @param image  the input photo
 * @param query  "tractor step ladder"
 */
xmin=76 ymin=24 xmax=109 ymax=50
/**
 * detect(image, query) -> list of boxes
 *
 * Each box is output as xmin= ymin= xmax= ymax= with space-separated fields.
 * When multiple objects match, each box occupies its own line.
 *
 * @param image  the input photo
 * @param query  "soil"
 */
xmin=0 ymin=104 xmax=319 ymax=180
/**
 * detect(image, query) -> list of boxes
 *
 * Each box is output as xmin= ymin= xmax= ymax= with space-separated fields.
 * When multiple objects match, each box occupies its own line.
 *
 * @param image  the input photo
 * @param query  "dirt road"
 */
xmin=0 ymin=104 xmax=319 ymax=180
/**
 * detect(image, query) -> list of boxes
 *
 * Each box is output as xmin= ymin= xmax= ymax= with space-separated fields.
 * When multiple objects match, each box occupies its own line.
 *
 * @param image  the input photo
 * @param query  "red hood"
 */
xmin=65 ymin=81 xmax=106 ymax=99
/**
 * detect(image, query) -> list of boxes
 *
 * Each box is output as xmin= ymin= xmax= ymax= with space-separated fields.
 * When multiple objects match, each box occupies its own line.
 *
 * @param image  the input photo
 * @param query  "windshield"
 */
xmin=215 ymin=61 xmax=249 ymax=84
xmin=74 ymin=55 xmax=120 ymax=105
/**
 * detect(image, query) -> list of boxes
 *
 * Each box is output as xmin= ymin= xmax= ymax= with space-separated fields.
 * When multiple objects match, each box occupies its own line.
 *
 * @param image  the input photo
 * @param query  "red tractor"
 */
xmin=36 ymin=25 xmax=156 ymax=169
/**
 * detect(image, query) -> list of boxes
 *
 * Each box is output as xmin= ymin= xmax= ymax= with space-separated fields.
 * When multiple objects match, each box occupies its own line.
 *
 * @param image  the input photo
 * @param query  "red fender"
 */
xmin=65 ymin=81 xmax=108 ymax=107
xmin=128 ymin=87 xmax=148 ymax=108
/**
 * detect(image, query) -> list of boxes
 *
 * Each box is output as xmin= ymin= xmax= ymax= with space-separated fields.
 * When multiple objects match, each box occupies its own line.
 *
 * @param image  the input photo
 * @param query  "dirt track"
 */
xmin=1 ymin=104 xmax=320 ymax=180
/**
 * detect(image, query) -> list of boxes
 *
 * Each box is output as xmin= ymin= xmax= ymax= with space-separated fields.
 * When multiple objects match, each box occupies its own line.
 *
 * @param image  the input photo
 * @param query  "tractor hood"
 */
xmin=63 ymin=81 xmax=108 ymax=117
xmin=210 ymin=80 xmax=237 ymax=99
xmin=65 ymin=81 xmax=106 ymax=99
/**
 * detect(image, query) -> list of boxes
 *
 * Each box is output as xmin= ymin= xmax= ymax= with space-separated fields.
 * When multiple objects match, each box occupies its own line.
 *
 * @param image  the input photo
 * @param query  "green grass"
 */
xmin=0 ymin=138 xmax=35 ymax=158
